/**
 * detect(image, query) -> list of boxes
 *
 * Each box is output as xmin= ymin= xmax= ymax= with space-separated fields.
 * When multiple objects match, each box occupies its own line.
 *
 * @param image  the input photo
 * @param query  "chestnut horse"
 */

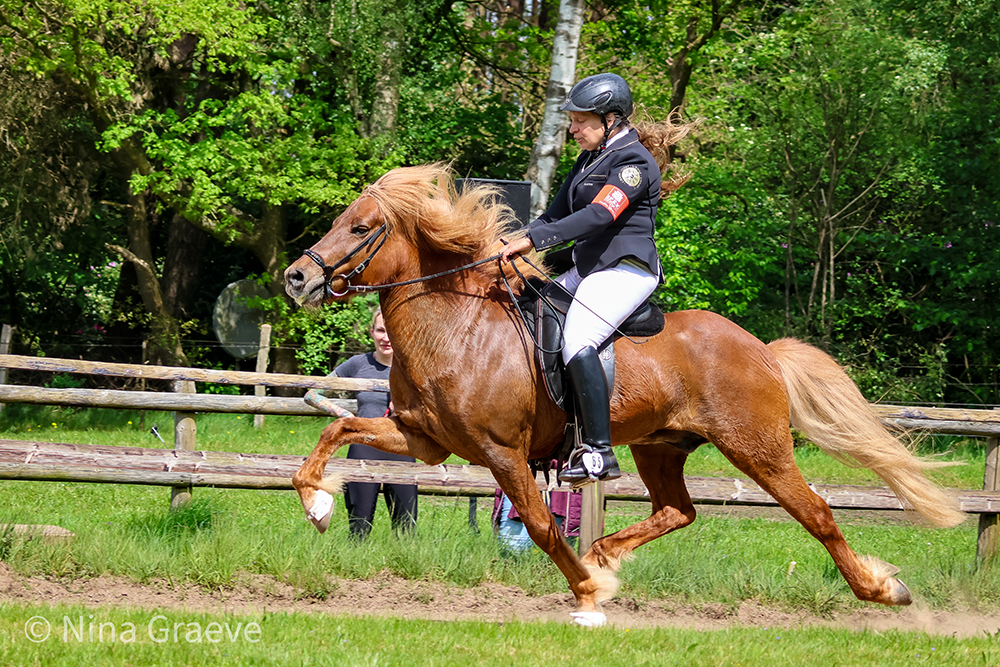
xmin=284 ymin=163 xmax=964 ymax=627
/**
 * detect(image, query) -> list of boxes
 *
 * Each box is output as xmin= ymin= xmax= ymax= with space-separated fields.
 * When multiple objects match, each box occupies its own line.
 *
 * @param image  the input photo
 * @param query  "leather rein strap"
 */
xmin=301 ymin=228 xmax=642 ymax=348
xmin=300 ymin=224 xmax=503 ymax=296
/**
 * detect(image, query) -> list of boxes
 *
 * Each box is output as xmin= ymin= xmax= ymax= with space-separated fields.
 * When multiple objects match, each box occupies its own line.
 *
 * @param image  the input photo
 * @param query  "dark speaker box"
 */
xmin=455 ymin=178 xmax=532 ymax=231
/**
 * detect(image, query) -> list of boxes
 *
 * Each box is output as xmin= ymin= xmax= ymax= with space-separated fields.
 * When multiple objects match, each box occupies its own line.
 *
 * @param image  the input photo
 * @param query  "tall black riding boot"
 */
xmin=557 ymin=346 xmax=620 ymax=488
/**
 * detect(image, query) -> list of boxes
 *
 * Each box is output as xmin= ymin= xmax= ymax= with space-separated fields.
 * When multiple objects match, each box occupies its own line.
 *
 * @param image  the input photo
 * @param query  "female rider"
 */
xmin=501 ymin=72 xmax=694 ymax=487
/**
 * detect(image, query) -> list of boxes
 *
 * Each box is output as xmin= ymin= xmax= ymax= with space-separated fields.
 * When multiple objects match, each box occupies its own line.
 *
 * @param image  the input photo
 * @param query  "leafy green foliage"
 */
xmin=655 ymin=160 xmax=788 ymax=338
xmin=0 ymin=211 xmax=127 ymax=357
xmin=673 ymin=0 xmax=1000 ymax=403
xmin=3 ymin=0 xmax=1000 ymax=404
xmin=398 ymin=84 xmax=534 ymax=179
xmin=0 ymin=0 xmax=263 ymax=110
xmin=117 ymin=90 xmax=378 ymax=226
xmin=279 ymin=296 xmax=380 ymax=376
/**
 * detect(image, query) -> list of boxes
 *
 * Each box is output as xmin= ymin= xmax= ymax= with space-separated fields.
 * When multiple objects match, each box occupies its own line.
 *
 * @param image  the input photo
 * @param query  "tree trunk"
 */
xmin=254 ymin=202 xmax=300 ymax=393
xmin=111 ymin=188 xmax=189 ymax=367
xmin=668 ymin=2 xmax=741 ymax=116
xmin=525 ymin=0 xmax=585 ymax=219
xmin=368 ymin=30 xmax=402 ymax=139
xmin=163 ymin=213 xmax=211 ymax=321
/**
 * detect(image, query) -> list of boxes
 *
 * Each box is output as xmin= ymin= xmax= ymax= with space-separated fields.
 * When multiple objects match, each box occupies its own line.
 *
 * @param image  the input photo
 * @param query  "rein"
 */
xmin=500 ymin=251 xmax=649 ymax=348
xmin=301 ymin=225 xmax=503 ymax=296
xmin=498 ymin=255 xmax=564 ymax=355
xmin=349 ymin=253 xmax=503 ymax=293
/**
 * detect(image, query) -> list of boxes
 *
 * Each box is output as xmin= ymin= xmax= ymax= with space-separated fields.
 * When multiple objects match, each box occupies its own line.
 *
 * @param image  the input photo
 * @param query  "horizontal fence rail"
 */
xmin=0 ymin=354 xmax=388 ymax=392
xmin=4 ymin=384 xmax=1000 ymax=435
xmin=0 ymin=385 xmax=343 ymax=416
xmin=2 ymin=440 xmax=998 ymax=514
xmin=872 ymin=405 xmax=1000 ymax=436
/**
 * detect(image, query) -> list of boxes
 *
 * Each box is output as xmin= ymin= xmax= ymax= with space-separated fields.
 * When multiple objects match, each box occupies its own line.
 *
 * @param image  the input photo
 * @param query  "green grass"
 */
xmin=0 ymin=404 xmax=996 ymax=615
xmin=0 ymin=473 xmax=996 ymax=614
xmin=0 ymin=404 xmax=330 ymax=457
xmin=1 ymin=601 xmax=998 ymax=666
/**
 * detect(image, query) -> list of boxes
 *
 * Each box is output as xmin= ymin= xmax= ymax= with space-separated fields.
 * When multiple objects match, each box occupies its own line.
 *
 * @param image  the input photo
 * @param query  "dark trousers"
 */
xmin=344 ymin=444 xmax=418 ymax=540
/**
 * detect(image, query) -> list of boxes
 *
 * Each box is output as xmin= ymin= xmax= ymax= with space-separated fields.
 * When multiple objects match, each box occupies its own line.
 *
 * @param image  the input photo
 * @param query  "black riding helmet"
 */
xmin=560 ymin=73 xmax=634 ymax=118
xmin=560 ymin=73 xmax=634 ymax=153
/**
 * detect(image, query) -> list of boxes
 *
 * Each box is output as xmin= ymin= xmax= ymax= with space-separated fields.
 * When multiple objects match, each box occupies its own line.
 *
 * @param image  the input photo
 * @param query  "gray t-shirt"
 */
xmin=325 ymin=352 xmax=413 ymax=463
xmin=321 ymin=352 xmax=391 ymax=419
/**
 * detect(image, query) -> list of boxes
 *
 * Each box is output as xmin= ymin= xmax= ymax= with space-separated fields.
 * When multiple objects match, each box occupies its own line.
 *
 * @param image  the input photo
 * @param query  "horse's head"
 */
xmin=284 ymin=194 xmax=397 ymax=308
xmin=285 ymin=163 xmax=536 ymax=308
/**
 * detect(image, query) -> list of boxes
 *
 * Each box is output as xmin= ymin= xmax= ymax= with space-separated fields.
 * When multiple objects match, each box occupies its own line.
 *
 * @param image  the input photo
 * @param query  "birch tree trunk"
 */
xmin=525 ymin=0 xmax=585 ymax=220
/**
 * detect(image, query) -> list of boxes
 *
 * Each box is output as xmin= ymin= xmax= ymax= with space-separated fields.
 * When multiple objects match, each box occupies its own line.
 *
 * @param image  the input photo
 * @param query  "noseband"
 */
xmin=301 ymin=224 xmax=389 ymax=298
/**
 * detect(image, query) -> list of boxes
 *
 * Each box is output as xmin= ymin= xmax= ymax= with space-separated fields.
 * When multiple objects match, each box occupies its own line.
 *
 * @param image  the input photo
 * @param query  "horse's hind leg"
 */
xmin=582 ymin=442 xmax=697 ymax=572
xmin=719 ymin=429 xmax=912 ymax=606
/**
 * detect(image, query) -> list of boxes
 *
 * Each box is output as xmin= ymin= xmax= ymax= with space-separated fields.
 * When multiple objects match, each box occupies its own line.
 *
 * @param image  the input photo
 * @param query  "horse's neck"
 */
xmin=385 ymin=284 xmax=501 ymax=373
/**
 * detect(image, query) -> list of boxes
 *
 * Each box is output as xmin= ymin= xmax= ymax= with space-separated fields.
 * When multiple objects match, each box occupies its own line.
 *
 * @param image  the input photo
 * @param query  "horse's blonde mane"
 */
xmin=364 ymin=163 xmax=509 ymax=258
xmin=362 ymin=163 xmax=547 ymax=285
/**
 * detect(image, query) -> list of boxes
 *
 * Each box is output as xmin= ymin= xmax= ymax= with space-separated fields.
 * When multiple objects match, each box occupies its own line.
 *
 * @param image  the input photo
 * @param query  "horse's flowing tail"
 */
xmin=767 ymin=338 xmax=965 ymax=529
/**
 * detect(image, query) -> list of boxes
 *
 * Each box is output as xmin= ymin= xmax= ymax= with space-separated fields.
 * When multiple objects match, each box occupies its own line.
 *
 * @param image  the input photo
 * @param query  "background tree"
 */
xmin=525 ymin=0 xmax=585 ymax=218
xmin=0 ymin=1 xmax=269 ymax=365
xmin=666 ymin=0 xmax=1000 ymax=403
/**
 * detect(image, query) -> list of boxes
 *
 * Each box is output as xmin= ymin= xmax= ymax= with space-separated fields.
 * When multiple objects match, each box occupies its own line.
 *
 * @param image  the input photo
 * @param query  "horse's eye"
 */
xmin=351 ymin=226 xmax=370 ymax=236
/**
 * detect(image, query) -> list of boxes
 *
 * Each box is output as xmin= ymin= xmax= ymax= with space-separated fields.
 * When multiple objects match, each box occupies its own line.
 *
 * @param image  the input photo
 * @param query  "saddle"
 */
xmin=517 ymin=277 xmax=665 ymax=412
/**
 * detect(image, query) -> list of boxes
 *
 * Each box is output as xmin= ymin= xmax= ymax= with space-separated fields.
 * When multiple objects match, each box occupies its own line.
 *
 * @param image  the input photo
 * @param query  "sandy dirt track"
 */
xmin=2 ymin=563 xmax=998 ymax=638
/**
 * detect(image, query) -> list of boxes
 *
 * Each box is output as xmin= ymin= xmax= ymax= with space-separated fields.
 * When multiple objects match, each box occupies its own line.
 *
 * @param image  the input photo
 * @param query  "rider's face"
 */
xmin=569 ymin=111 xmax=611 ymax=152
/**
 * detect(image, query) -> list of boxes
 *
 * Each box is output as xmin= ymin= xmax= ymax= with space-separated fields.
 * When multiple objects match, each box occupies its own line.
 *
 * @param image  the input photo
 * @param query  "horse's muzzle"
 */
xmin=283 ymin=262 xmax=325 ymax=306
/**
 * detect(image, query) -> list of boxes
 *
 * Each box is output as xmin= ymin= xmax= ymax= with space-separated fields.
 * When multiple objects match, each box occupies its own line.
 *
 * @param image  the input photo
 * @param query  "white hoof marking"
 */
xmin=570 ymin=611 xmax=607 ymax=627
xmin=307 ymin=489 xmax=334 ymax=522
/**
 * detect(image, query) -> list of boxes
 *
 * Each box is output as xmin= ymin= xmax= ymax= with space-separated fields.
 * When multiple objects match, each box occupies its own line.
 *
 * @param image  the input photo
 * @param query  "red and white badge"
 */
xmin=593 ymin=184 xmax=630 ymax=219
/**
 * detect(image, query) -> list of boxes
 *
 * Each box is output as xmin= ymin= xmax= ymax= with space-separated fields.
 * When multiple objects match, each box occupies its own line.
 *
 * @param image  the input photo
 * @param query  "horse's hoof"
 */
xmin=305 ymin=489 xmax=334 ymax=534
xmin=570 ymin=611 xmax=607 ymax=627
xmin=890 ymin=578 xmax=913 ymax=606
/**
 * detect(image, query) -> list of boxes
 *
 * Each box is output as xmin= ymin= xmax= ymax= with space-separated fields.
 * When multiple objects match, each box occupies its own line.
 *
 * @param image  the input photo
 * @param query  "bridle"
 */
xmin=300 ymin=223 xmax=505 ymax=296
xmin=302 ymin=224 xmax=390 ymax=298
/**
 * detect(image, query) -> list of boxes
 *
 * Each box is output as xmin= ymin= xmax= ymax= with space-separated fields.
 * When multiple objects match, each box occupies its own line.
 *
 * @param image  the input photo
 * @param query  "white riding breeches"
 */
xmin=555 ymin=262 xmax=659 ymax=364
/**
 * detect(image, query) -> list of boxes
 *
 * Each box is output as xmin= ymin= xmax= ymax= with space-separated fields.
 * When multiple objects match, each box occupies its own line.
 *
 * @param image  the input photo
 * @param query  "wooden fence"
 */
xmin=0 ymin=353 xmax=998 ymax=561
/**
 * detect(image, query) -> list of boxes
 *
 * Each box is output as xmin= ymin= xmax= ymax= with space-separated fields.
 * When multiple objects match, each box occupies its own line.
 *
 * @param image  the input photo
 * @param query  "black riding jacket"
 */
xmin=526 ymin=128 xmax=662 ymax=280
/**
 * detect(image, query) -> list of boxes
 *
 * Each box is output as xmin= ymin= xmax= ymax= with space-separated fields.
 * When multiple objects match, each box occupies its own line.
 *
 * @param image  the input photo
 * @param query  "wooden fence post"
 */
xmin=0 ymin=325 xmax=13 ymax=415
xmin=977 ymin=431 xmax=999 ymax=564
xmin=468 ymin=496 xmax=479 ymax=532
xmin=171 ymin=379 xmax=197 ymax=510
xmin=578 ymin=480 xmax=605 ymax=556
xmin=253 ymin=324 xmax=271 ymax=430
xmin=139 ymin=339 xmax=147 ymax=431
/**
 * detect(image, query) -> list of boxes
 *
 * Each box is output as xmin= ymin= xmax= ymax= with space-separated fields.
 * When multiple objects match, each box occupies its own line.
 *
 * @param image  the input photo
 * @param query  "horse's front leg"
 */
xmin=293 ymin=416 xmax=448 ymax=532
xmin=490 ymin=455 xmax=619 ymax=627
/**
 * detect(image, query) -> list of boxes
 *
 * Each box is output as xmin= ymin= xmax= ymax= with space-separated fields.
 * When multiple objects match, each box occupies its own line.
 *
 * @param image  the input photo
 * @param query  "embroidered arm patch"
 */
xmin=592 ymin=184 xmax=630 ymax=219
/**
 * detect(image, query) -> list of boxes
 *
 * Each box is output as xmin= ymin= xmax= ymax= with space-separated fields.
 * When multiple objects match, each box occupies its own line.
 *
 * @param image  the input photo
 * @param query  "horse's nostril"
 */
xmin=287 ymin=269 xmax=304 ymax=286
